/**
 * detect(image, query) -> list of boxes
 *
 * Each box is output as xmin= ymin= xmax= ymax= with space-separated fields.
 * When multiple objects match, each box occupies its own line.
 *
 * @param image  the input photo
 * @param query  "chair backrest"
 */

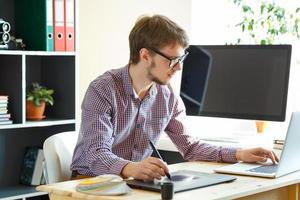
xmin=43 ymin=131 xmax=78 ymax=183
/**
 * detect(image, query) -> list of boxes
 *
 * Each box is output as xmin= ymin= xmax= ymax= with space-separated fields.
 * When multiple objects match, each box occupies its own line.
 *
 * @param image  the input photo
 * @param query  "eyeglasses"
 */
xmin=148 ymin=48 xmax=189 ymax=69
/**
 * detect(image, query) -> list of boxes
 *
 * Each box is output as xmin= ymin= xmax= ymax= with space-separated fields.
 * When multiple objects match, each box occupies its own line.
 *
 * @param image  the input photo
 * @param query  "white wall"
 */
xmin=190 ymin=0 xmax=242 ymax=45
xmin=79 ymin=0 xmax=191 ymax=104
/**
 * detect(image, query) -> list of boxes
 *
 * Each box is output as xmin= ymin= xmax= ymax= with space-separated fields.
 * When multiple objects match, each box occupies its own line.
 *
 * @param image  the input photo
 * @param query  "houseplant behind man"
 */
xmin=26 ymin=82 xmax=54 ymax=120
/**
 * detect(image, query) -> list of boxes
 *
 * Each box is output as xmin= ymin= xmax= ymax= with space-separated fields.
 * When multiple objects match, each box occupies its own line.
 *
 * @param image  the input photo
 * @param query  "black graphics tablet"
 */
xmin=126 ymin=170 xmax=236 ymax=193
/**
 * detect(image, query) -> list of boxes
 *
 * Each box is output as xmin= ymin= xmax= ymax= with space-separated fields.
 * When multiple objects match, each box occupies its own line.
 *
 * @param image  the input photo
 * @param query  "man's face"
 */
xmin=147 ymin=44 xmax=187 ymax=85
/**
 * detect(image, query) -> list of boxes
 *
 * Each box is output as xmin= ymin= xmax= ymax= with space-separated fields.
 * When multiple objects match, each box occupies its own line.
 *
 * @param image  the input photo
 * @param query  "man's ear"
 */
xmin=139 ymin=48 xmax=152 ymax=63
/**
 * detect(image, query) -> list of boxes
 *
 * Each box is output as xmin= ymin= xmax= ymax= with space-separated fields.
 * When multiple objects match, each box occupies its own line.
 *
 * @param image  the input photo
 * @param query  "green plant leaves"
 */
xmin=242 ymin=5 xmax=253 ymax=14
xmin=26 ymin=82 xmax=54 ymax=107
xmin=232 ymin=0 xmax=300 ymax=44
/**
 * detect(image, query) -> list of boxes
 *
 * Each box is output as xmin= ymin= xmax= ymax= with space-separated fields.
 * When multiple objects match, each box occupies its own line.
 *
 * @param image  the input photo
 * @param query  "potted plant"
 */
xmin=26 ymin=82 xmax=54 ymax=120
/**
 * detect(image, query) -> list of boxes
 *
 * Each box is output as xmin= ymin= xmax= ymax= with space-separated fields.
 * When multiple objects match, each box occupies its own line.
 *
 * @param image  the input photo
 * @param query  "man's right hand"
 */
xmin=121 ymin=157 xmax=169 ymax=181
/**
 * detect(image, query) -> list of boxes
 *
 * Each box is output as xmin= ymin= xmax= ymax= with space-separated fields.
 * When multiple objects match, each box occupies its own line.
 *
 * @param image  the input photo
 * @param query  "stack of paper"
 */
xmin=0 ymin=95 xmax=12 ymax=125
xmin=76 ymin=174 xmax=132 ymax=196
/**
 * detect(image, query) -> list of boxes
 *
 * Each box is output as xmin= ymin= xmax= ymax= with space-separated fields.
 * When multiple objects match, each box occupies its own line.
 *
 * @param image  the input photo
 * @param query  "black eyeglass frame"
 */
xmin=148 ymin=47 xmax=189 ymax=69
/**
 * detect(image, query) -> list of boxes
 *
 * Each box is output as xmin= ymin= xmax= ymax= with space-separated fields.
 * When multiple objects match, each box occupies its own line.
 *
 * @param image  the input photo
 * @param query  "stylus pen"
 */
xmin=149 ymin=140 xmax=172 ymax=180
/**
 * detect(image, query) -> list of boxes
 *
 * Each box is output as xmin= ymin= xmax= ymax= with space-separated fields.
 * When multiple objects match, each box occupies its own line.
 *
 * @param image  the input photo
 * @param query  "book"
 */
xmin=0 ymin=98 xmax=10 ymax=120
xmin=0 ymin=120 xmax=12 ymax=125
xmin=0 ymin=113 xmax=11 ymax=118
xmin=0 ymin=109 xmax=8 ymax=114
xmin=0 ymin=118 xmax=10 ymax=122
xmin=0 ymin=103 xmax=8 ymax=108
xmin=0 ymin=99 xmax=8 ymax=104
xmin=0 ymin=95 xmax=8 ymax=100
xmin=20 ymin=147 xmax=45 ymax=186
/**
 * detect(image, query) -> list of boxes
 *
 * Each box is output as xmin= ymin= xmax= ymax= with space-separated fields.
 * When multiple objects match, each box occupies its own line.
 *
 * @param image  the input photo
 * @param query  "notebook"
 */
xmin=126 ymin=170 xmax=236 ymax=192
xmin=214 ymin=112 xmax=300 ymax=178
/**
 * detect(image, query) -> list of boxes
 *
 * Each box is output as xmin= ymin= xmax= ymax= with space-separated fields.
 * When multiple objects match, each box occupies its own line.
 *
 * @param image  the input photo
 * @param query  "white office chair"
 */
xmin=43 ymin=131 xmax=78 ymax=184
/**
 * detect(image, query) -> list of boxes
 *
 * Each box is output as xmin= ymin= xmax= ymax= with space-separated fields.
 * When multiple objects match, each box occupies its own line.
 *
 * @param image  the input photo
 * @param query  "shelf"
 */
xmin=0 ymin=185 xmax=47 ymax=200
xmin=25 ymin=119 xmax=76 ymax=127
xmin=0 ymin=119 xmax=75 ymax=129
xmin=0 ymin=50 xmax=76 ymax=56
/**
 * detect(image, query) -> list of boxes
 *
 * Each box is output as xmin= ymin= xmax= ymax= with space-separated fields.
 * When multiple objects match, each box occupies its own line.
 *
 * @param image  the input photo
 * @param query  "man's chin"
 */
xmin=152 ymin=78 xmax=171 ymax=85
xmin=153 ymin=78 xmax=170 ymax=85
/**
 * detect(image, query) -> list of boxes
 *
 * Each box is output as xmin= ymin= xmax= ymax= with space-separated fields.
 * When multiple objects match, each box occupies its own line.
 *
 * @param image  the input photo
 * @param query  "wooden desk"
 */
xmin=37 ymin=162 xmax=300 ymax=200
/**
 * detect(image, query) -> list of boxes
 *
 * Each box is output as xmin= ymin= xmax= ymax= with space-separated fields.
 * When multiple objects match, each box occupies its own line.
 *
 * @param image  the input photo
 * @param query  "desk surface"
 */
xmin=37 ymin=161 xmax=300 ymax=200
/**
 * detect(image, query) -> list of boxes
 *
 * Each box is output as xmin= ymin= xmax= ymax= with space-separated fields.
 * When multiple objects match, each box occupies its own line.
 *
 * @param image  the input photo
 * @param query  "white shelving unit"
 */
xmin=0 ymin=0 xmax=78 ymax=199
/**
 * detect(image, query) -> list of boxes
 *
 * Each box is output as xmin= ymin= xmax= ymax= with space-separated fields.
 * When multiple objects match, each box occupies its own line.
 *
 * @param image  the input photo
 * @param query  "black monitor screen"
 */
xmin=180 ymin=45 xmax=292 ymax=121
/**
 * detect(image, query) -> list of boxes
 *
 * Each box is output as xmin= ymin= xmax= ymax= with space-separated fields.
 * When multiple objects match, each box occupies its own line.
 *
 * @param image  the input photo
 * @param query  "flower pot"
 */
xmin=26 ymin=100 xmax=46 ymax=120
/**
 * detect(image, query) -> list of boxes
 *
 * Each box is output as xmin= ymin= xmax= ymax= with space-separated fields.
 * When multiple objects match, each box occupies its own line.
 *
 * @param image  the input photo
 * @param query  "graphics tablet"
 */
xmin=126 ymin=170 xmax=236 ymax=193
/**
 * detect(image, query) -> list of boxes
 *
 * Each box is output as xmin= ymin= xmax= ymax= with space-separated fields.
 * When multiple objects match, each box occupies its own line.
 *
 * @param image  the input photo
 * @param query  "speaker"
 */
xmin=0 ymin=20 xmax=11 ymax=33
xmin=0 ymin=18 xmax=11 ymax=49
xmin=0 ymin=32 xmax=10 ymax=44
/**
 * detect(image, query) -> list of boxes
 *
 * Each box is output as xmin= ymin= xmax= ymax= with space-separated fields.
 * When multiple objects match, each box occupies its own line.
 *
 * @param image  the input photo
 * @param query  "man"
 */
xmin=71 ymin=14 xmax=278 ymax=181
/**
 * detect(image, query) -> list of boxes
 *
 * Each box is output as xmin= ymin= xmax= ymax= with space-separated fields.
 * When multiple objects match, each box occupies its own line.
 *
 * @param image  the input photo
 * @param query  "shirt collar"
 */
xmin=148 ymin=84 xmax=158 ymax=97
xmin=122 ymin=65 xmax=157 ymax=99
xmin=122 ymin=65 xmax=136 ymax=96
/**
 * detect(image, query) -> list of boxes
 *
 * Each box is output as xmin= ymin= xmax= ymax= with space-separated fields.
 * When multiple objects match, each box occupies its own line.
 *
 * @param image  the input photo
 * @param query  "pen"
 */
xmin=149 ymin=140 xmax=172 ymax=180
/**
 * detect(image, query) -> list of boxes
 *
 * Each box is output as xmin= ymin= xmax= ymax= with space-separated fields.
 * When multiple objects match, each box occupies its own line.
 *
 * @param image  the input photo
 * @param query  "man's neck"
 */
xmin=129 ymin=63 xmax=153 ymax=100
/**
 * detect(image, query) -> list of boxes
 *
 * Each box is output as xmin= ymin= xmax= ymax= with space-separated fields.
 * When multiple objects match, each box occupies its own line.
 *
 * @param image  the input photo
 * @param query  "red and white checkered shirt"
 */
xmin=70 ymin=65 xmax=238 ymax=176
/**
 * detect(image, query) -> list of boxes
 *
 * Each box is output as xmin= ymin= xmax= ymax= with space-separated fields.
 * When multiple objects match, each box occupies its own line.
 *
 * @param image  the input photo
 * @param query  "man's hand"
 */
xmin=236 ymin=147 xmax=279 ymax=164
xmin=121 ymin=157 xmax=169 ymax=181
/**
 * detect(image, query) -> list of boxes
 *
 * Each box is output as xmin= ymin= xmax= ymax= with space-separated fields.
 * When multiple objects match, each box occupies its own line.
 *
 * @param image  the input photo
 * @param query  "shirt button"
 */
xmin=136 ymin=124 xmax=141 ymax=128
xmin=133 ymin=144 xmax=138 ymax=149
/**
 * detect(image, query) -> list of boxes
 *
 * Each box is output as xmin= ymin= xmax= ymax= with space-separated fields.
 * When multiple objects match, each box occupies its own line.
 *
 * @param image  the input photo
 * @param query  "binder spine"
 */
xmin=15 ymin=0 xmax=52 ymax=51
xmin=54 ymin=0 xmax=66 ymax=51
xmin=46 ymin=0 xmax=54 ymax=51
xmin=64 ymin=0 xmax=75 ymax=51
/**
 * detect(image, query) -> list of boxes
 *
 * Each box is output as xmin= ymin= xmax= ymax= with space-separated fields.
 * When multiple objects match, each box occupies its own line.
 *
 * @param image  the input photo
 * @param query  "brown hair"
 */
xmin=129 ymin=14 xmax=189 ymax=64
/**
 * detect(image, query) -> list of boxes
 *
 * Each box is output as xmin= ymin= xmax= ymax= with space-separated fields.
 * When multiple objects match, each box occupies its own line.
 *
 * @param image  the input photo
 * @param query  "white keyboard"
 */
xmin=200 ymin=136 xmax=242 ymax=143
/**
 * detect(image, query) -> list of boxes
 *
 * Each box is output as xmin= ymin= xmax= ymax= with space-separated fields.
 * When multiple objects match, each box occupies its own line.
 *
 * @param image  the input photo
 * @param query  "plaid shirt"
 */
xmin=70 ymin=65 xmax=238 ymax=176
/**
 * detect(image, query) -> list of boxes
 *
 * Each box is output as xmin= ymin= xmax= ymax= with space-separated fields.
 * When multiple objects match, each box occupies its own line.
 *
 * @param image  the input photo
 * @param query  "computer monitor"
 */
xmin=180 ymin=45 xmax=292 ymax=121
